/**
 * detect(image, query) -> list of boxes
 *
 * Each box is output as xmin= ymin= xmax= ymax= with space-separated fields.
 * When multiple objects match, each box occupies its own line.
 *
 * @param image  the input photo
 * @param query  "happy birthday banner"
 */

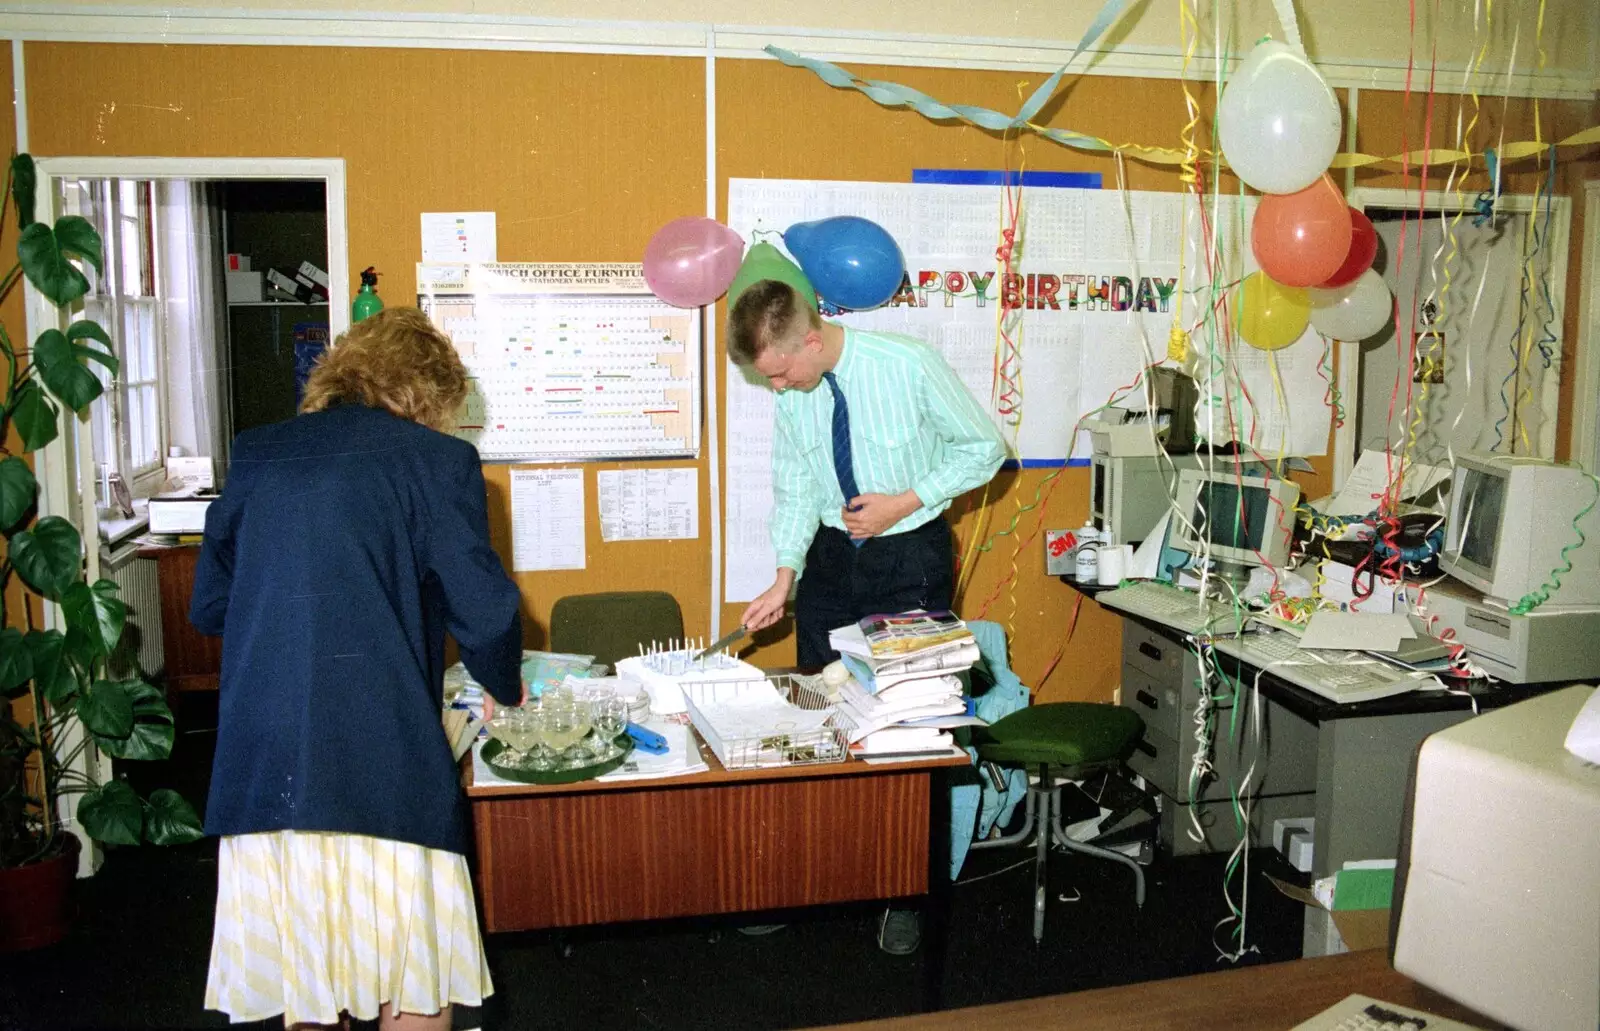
xmin=882 ymin=270 xmax=1178 ymax=313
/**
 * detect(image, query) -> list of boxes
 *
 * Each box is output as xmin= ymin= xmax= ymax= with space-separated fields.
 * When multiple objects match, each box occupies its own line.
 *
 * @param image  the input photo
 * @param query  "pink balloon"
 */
xmin=642 ymin=217 xmax=745 ymax=308
xmin=1251 ymin=175 xmax=1353 ymax=288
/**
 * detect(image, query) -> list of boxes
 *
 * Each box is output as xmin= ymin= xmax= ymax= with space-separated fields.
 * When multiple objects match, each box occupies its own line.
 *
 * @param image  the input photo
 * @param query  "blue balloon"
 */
xmin=783 ymin=217 xmax=905 ymax=311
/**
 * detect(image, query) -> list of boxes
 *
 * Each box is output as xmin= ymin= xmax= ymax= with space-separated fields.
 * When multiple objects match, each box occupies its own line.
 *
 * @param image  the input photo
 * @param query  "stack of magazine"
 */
xmin=829 ymin=610 xmax=984 ymax=758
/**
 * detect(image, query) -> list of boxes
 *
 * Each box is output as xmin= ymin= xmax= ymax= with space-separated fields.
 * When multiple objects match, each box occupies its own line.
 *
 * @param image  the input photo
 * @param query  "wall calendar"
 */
xmin=417 ymin=262 xmax=701 ymax=462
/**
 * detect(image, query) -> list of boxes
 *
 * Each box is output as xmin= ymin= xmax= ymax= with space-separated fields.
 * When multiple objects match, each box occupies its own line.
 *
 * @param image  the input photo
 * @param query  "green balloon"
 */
xmin=726 ymin=242 xmax=818 ymax=312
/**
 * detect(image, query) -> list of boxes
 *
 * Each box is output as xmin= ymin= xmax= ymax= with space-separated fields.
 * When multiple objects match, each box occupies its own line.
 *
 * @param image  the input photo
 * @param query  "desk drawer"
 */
xmin=1129 ymin=698 xmax=1320 ymax=804
xmin=1121 ymin=665 xmax=1182 ymax=742
xmin=1123 ymin=622 xmax=1186 ymax=683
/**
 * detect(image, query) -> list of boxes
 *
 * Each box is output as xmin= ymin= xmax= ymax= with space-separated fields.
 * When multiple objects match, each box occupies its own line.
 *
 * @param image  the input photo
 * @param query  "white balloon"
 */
xmin=1218 ymin=40 xmax=1342 ymax=195
xmin=1309 ymin=269 xmax=1393 ymax=340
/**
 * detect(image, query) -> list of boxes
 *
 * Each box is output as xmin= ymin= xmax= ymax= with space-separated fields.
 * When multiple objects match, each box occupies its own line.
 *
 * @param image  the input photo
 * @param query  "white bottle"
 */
xmin=1075 ymin=526 xmax=1101 ymax=581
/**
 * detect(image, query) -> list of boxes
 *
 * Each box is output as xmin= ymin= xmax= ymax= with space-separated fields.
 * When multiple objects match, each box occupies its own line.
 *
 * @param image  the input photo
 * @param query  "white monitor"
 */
xmin=1392 ymin=685 xmax=1600 ymax=1031
xmin=1441 ymin=452 xmax=1600 ymax=607
xmin=1168 ymin=467 xmax=1300 ymax=571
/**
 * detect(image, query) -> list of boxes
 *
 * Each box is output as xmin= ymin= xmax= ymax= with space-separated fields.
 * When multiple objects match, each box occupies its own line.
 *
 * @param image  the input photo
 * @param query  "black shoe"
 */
xmin=877 ymin=908 xmax=922 ymax=955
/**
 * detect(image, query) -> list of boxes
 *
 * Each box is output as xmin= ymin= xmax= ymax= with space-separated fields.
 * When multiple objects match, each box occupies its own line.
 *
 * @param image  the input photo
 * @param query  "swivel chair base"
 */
xmin=970 ymin=763 xmax=1146 ymax=943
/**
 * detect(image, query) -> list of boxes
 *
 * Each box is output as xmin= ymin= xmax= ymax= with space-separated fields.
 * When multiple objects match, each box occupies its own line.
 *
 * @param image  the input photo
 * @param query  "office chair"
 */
xmin=548 ymin=591 xmax=684 ymax=670
xmin=968 ymin=702 xmax=1147 ymax=942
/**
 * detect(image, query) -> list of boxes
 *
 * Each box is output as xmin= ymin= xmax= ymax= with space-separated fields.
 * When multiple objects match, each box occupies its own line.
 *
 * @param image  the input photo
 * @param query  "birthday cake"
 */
xmin=616 ymin=642 xmax=766 ymax=716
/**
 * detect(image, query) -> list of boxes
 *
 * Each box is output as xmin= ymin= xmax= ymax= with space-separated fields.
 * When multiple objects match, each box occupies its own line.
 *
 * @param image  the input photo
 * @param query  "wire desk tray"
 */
xmin=681 ymin=673 xmax=856 ymax=770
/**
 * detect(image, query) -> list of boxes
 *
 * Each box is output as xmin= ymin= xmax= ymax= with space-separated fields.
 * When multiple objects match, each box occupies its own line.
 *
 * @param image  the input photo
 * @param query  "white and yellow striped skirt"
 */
xmin=205 ymin=830 xmax=493 ymax=1026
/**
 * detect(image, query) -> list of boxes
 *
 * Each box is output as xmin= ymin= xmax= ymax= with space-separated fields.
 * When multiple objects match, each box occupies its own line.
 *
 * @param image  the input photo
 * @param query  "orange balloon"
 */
xmin=1251 ymin=175 xmax=1353 ymax=288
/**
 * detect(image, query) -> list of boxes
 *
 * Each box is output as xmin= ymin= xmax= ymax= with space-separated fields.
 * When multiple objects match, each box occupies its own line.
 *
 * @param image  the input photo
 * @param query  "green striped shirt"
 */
xmin=771 ymin=327 xmax=1006 ymax=575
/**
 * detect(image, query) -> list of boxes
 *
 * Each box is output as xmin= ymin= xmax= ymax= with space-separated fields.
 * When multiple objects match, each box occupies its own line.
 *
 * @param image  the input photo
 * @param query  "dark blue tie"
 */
xmin=823 ymin=371 xmax=865 ymax=549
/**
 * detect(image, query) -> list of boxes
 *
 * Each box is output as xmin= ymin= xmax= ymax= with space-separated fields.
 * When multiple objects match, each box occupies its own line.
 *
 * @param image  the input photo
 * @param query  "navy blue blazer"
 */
xmin=191 ymin=404 xmax=523 ymax=854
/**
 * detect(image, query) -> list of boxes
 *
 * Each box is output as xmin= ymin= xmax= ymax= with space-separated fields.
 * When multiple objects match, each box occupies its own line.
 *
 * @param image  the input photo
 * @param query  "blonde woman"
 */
xmin=192 ymin=307 xmax=524 ymax=1030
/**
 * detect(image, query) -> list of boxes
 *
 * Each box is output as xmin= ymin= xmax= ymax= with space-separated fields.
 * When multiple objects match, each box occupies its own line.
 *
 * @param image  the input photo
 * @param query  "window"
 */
xmin=74 ymin=179 xmax=168 ymax=498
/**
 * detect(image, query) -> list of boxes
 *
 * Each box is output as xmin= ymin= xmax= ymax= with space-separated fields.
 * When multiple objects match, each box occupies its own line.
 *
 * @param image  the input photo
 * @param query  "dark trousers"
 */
xmin=794 ymin=517 xmax=955 ymax=668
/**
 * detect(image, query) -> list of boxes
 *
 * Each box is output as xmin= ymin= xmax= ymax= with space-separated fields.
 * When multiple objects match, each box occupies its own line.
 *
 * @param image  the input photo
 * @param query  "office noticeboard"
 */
xmin=418 ymin=262 xmax=702 ymax=462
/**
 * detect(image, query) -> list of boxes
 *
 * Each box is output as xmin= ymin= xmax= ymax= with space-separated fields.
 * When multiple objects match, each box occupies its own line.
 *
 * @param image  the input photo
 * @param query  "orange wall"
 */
xmin=18 ymin=41 xmax=1598 ymax=703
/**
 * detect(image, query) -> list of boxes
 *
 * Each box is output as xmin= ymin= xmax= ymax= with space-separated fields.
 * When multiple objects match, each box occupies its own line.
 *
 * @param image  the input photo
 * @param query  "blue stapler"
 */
xmin=625 ymin=722 xmax=668 ymax=755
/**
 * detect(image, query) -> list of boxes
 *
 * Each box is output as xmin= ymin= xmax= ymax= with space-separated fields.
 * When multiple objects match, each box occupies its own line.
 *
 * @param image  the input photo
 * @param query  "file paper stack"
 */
xmin=829 ymin=611 xmax=983 ymax=757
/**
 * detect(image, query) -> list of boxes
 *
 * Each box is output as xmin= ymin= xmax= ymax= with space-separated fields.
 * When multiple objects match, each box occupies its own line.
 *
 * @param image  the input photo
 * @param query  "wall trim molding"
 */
xmin=1 ymin=5 xmax=1595 ymax=99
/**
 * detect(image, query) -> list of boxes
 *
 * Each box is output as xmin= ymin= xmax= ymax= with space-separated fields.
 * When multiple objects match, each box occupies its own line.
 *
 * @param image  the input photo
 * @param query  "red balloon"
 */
xmin=1317 ymin=207 xmax=1378 ymax=288
xmin=1251 ymin=175 xmax=1353 ymax=288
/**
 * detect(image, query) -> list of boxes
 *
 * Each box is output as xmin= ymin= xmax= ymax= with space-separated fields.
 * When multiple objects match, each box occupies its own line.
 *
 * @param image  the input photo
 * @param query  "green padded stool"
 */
xmin=969 ymin=702 xmax=1147 ymax=942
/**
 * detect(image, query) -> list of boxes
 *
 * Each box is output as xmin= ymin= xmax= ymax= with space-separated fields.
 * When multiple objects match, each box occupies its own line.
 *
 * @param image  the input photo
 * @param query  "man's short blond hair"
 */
xmin=300 ymin=307 xmax=469 ymax=431
xmin=726 ymin=280 xmax=822 ymax=366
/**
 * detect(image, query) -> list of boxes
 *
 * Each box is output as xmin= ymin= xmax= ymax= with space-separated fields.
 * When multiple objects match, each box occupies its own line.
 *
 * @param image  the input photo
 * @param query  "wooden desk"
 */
xmin=136 ymin=544 xmax=222 ymax=693
xmin=466 ymin=742 xmax=968 ymax=933
xmin=809 ymin=949 xmax=1512 ymax=1030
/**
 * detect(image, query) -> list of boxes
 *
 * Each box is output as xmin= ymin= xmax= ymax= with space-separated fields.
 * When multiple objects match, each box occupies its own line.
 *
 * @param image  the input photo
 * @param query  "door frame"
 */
xmin=24 ymin=156 xmax=348 ymax=873
xmin=1337 ymin=187 xmax=1571 ymax=488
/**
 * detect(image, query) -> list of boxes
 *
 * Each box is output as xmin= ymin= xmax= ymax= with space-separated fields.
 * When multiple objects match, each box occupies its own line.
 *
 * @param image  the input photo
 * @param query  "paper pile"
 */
xmin=829 ymin=620 xmax=984 ymax=757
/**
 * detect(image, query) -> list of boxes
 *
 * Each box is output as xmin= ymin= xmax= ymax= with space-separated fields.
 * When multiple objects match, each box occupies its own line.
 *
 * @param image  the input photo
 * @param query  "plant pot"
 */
xmin=0 ymin=833 xmax=80 ymax=952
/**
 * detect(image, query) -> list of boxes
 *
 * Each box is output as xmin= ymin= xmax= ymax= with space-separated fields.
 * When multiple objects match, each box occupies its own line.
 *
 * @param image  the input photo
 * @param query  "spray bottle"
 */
xmin=351 ymin=267 xmax=383 ymax=323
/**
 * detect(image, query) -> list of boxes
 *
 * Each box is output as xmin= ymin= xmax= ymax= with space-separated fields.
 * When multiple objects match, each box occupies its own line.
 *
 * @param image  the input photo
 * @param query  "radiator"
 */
xmin=100 ymin=540 xmax=165 ymax=679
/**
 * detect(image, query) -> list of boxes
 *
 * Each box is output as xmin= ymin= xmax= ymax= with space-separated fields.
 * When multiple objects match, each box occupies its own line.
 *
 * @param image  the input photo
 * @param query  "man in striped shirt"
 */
xmin=731 ymin=279 xmax=1006 ymax=669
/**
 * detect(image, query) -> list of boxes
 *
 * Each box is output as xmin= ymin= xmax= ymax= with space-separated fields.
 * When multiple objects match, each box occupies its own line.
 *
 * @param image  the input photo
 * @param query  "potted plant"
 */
xmin=0 ymin=153 xmax=204 ymax=952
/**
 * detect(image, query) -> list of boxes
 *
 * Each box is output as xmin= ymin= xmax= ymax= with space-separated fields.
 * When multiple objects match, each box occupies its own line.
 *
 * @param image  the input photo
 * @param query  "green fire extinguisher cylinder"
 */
xmin=352 ymin=266 xmax=383 ymax=322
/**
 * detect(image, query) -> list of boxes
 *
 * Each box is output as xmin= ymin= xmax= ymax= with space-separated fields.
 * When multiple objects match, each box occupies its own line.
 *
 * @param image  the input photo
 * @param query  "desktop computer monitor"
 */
xmin=1441 ymin=452 xmax=1600 ymax=607
xmin=1167 ymin=467 xmax=1300 ymax=572
xmin=1390 ymin=685 xmax=1599 ymax=1031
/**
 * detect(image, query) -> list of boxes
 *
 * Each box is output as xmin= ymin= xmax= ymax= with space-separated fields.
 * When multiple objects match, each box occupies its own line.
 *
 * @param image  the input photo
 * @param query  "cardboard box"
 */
xmin=1269 ymin=862 xmax=1395 ymax=954
xmin=1044 ymin=529 xmax=1079 ymax=575
xmin=224 ymin=270 xmax=263 ymax=303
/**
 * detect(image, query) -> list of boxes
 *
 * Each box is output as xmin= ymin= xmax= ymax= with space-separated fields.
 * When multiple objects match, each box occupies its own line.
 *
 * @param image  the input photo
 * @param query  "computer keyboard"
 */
xmin=1096 ymin=581 xmax=1253 ymax=637
xmin=1213 ymin=630 xmax=1426 ymax=705
xmin=1291 ymin=993 xmax=1484 ymax=1030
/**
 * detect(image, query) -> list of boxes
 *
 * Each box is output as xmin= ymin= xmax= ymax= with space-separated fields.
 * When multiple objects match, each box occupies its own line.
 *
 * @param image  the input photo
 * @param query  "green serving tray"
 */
xmin=481 ymin=736 xmax=634 ymax=785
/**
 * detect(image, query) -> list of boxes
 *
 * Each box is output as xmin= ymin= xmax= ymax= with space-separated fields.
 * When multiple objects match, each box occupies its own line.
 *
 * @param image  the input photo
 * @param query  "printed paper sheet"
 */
xmin=510 ymin=468 xmax=585 ymax=572
xmin=597 ymin=468 xmax=699 ymax=541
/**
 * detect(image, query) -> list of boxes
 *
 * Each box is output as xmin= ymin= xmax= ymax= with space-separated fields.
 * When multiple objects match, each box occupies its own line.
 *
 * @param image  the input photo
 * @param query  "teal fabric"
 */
xmin=949 ymin=620 xmax=1030 ymax=879
xmin=973 ymin=703 xmax=1143 ymax=769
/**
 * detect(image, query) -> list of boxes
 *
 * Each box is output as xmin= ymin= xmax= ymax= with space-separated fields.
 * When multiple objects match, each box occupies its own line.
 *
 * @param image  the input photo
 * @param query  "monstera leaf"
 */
xmin=19 ymin=215 xmax=102 ymax=308
xmin=62 ymin=579 xmax=125 ymax=659
xmin=142 ymin=789 xmax=204 ymax=845
xmin=77 ymin=780 xmax=141 ymax=846
xmin=33 ymin=328 xmax=103 ymax=413
xmin=10 ymin=152 xmax=36 ymax=230
xmin=76 ymin=679 xmax=135 ymax=740
xmin=22 ymin=630 xmax=78 ymax=706
xmin=10 ymin=515 xmax=82 ymax=598
xmin=0 ymin=455 xmax=37 ymax=530
xmin=8 ymin=379 xmax=59 ymax=452
xmin=95 ymin=680 xmax=175 ymax=762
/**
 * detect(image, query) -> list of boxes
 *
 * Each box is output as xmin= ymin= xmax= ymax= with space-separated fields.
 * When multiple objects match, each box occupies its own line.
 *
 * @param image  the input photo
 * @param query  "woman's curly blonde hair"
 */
xmin=300 ymin=307 xmax=470 ymax=431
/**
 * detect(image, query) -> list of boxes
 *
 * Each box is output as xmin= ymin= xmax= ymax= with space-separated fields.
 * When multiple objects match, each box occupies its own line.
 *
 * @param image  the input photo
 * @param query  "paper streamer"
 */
xmin=764 ymin=0 xmax=1135 ymax=142
xmin=765 ymin=43 xmax=1600 ymax=173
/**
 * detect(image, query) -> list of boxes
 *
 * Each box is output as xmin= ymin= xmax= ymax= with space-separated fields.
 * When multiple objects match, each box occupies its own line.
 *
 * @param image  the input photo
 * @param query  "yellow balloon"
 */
xmin=1236 ymin=271 xmax=1311 ymax=351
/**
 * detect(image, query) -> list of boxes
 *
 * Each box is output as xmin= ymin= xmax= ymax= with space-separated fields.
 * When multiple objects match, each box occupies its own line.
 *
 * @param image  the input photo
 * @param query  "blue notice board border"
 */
xmin=912 ymin=170 xmax=1102 ymax=189
xmin=1001 ymin=458 xmax=1091 ymax=470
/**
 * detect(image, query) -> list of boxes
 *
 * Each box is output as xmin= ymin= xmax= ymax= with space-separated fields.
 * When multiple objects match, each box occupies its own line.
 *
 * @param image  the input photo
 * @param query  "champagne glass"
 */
xmin=522 ymin=706 xmax=556 ymax=771
xmin=541 ymin=699 xmax=584 ymax=767
xmin=591 ymin=695 xmax=628 ymax=760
